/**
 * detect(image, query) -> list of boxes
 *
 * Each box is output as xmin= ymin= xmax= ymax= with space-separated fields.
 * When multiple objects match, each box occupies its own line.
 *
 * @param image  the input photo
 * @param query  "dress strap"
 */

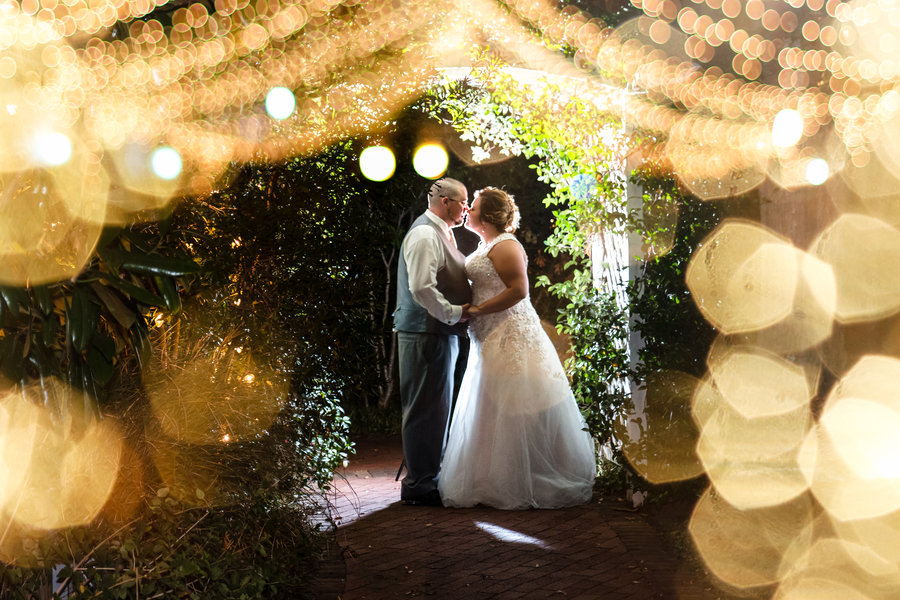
xmin=486 ymin=232 xmax=518 ymax=251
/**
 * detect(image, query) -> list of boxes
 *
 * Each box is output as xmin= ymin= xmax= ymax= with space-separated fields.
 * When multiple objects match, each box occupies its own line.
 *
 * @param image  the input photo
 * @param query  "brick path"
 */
xmin=313 ymin=436 xmax=745 ymax=600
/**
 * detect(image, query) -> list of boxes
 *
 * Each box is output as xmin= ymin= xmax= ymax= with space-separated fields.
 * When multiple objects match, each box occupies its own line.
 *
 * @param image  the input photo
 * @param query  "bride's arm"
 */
xmin=469 ymin=240 xmax=528 ymax=316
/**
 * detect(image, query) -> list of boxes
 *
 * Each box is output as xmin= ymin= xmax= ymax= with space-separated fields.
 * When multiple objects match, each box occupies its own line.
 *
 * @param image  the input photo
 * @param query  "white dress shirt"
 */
xmin=403 ymin=210 xmax=463 ymax=326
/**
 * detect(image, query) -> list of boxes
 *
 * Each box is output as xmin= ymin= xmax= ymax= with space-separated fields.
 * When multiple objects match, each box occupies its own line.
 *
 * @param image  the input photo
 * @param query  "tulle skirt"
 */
xmin=438 ymin=315 xmax=596 ymax=510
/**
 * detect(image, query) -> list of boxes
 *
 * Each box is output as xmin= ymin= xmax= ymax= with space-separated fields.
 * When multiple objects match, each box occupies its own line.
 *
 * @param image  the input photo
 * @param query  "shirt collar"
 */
xmin=424 ymin=209 xmax=451 ymax=236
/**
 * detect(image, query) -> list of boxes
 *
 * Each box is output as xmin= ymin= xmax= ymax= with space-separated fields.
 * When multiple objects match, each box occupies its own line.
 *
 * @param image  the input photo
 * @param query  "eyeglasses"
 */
xmin=442 ymin=196 xmax=468 ymax=206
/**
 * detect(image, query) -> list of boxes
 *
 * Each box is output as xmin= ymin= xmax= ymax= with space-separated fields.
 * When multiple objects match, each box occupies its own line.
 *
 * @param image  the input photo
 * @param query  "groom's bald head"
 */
xmin=428 ymin=178 xmax=467 ymax=207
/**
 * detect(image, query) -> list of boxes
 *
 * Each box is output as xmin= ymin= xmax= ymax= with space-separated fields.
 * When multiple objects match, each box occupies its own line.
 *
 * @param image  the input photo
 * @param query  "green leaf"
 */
xmin=86 ymin=346 xmax=114 ymax=386
xmin=131 ymin=322 xmax=151 ymax=370
xmin=97 ymin=273 xmax=165 ymax=308
xmin=92 ymin=332 xmax=116 ymax=361
xmin=67 ymin=354 xmax=83 ymax=388
xmin=90 ymin=281 xmax=137 ymax=329
xmin=0 ymin=286 xmax=28 ymax=317
xmin=31 ymin=285 xmax=52 ymax=316
xmin=41 ymin=313 xmax=58 ymax=347
xmin=80 ymin=358 xmax=98 ymax=413
xmin=96 ymin=225 xmax=124 ymax=250
xmin=120 ymin=253 xmax=199 ymax=277
xmin=27 ymin=339 xmax=55 ymax=376
xmin=97 ymin=246 xmax=125 ymax=270
xmin=0 ymin=333 xmax=25 ymax=382
xmin=154 ymin=276 xmax=182 ymax=315
xmin=68 ymin=287 xmax=99 ymax=353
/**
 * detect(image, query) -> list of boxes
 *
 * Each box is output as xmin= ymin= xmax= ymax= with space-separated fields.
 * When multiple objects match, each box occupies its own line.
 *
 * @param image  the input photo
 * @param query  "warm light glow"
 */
xmin=0 ymin=169 xmax=103 ymax=285
xmin=708 ymin=347 xmax=812 ymax=419
xmin=772 ymin=109 xmax=804 ymax=148
xmin=0 ymin=385 xmax=122 ymax=536
xmin=802 ymin=355 xmax=900 ymax=521
xmin=694 ymin=376 xmax=812 ymax=510
xmin=359 ymin=145 xmax=396 ymax=182
xmin=810 ymin=214 xmax=900 ymax=323
xmin=618 ymin=370 xmax=705 ymax=484
xmin=31 ymin=131 xmax=72 ymax=166
xmin=412 ymin=143 xmax=449 ymax=179
xmin=151 ymin=146 xmax=183 ymax=181
xmin=689 ymin=488 xmax=814 ymax=588
xmin=686 ymin=220 xmax=799 ymax=334
xmin=145 ymin=351 xmax=286 ymax=446
xmin=265 ymin=86 xmax=296 ymax=120
xmin=806 ymin=158 xmax=830 ymax=185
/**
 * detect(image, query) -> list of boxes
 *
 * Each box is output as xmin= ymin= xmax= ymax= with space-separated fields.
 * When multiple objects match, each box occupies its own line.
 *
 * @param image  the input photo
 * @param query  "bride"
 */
xmin=438 ymin=187 xmax=596 ymax=510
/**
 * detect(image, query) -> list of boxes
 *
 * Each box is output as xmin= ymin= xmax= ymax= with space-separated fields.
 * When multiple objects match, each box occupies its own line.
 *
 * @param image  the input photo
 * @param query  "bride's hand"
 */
xmin=468 ymin=304 xmax=484 ymax=318
xmin=460 ymin=303 xmax=473 ymax=322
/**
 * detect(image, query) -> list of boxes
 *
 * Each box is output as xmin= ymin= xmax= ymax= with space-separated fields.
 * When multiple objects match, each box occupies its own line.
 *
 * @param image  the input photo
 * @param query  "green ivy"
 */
xmin=628 ymin=172 xmax=721 ymax=380
xmin=424 ymin=54 xmax=720 ymax=489
xmin=424 ymin=59 xmax=635 ymax=450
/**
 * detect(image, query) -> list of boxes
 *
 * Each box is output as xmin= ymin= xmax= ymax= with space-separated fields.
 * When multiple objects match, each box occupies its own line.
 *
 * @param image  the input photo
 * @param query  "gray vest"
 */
xmin=394 ymin=213 xmax=472 ymax=336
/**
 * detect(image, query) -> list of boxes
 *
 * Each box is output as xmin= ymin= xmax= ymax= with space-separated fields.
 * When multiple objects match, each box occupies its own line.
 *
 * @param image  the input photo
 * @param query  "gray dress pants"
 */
xmin=397 ymin=331 xmax=460 ymax=499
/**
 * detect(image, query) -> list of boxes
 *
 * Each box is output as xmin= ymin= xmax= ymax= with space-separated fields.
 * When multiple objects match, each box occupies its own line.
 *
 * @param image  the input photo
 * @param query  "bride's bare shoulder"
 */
xmin=487 ymin=237 xmax=526 ymax=266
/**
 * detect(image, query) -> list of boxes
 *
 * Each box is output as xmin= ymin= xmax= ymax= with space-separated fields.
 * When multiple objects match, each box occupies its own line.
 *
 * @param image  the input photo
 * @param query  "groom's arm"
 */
xmin=404 ymin=231 xmax=464 ymax=325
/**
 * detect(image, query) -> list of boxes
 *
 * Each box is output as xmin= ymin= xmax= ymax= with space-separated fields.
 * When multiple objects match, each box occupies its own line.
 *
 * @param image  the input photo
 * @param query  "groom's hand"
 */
xmin=459 ymin=303 xmax=472 ymax=322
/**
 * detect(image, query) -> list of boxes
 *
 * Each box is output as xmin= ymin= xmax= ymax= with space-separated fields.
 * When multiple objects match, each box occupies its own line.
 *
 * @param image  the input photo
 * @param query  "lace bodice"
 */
xmin=466 ymin=233 xmax=540 ymax=349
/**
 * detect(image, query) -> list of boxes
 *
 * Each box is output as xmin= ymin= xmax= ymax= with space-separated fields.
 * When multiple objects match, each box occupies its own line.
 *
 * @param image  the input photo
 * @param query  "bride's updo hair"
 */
xmin=475 ymin=187 xmax=520 ymax=233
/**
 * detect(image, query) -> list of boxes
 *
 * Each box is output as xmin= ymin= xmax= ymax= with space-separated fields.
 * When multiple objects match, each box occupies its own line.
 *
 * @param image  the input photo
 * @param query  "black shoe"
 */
xmin=401 ymin=489 xmax=443 ymax=507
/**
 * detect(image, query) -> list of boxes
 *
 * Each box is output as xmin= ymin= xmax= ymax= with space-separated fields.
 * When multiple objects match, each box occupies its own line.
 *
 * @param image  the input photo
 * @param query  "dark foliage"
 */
xmin=628 ymin=178 xmax=722 ymax=379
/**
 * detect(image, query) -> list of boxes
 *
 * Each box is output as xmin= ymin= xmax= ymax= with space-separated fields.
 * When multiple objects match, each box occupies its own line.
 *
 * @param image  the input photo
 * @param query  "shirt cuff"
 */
xmin=446 ymin=305 xmax=462 ymax=325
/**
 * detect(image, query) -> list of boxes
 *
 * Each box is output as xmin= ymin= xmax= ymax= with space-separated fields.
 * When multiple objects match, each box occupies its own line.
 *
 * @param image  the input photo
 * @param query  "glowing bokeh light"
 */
xmin=145 ymin=351 xmax=286 ymax=446
xmin=694 ymin=375 xmax=812 ymax=510
xmin=831 ymin=510 xmax=900 ymax=578
xmin=811 ymin=214 xmax=900 ymax=323
xmin=265 ymin=86 xmax=296 ymax=120
xmin=689 ymin=488 xmax=815 ymax=588
xmin=151 ymin=146 xmax=183 ymax=181
xmin=730 ymin=252 xmax=837 ymax=355
xmin=799 ymin=355 xmax=900 ymax=522
xmin=774 ymin=537 xmax=889 ymax=599
xmin=412 ymin=143 xmax=449 ymax=179
xmin=31 ymin=131 xmax=72 ymax=166
xmin=359 ymin=145 xmax=395 ymax=182
xmin=708 ymin=347 xmax=812 ymax=419
xmin=806 ymin=158 xmax=830 ymax=185
xmin=0 ymin=384 xmax=122 ymax=535
xmin=686 ymin=220 xmax=799 ymax=334
xmin=0 ymin=169 xmax=103 ymax=285
xmin=618 ymin=370 xmax=705 ymax=484
xmin=772 ymin=109 xmax=804 ymax=148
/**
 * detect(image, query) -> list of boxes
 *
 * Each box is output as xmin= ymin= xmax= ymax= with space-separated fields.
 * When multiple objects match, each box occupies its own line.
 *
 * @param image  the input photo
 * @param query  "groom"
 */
xmin=393 ymin=177 xmax=472 ymax=506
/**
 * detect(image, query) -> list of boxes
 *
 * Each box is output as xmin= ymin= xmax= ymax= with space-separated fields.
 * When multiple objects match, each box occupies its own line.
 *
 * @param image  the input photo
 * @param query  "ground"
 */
xmin=310 ymin=435 xmax=759 ymax=600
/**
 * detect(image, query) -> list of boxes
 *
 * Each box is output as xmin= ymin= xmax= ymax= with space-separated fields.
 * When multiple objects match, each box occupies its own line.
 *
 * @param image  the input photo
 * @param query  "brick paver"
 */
xmin=314 ymin=436 xmax=746 ymax=600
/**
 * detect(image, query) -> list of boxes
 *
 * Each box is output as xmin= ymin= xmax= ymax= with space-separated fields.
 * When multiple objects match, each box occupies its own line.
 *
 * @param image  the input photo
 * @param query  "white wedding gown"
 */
xmin=438 ymin=233 xmax=596 ymax=509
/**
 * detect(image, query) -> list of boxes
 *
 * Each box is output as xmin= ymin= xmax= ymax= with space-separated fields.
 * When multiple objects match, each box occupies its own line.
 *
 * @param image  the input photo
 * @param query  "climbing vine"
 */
xmin=424 ymin=53 xmax=658 ymax=457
